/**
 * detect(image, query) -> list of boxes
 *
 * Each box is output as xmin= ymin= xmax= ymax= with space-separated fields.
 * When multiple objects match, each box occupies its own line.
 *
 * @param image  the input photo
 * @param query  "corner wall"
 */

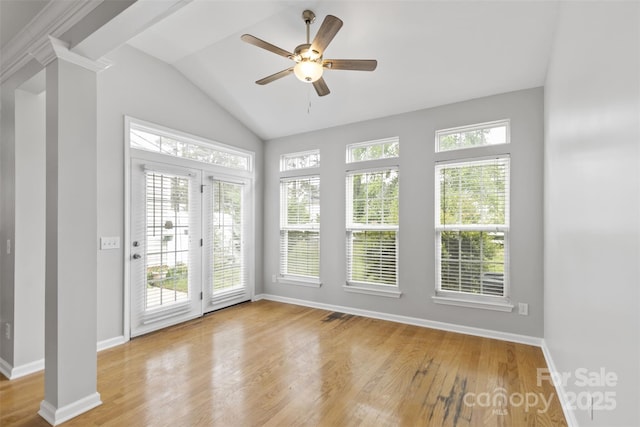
xmin=264 ymin=88 xmax=544 ymax=337
xmin=14 ymin=87 xmax=46 ymax=368
xmin=96 ymin=45 xmax=264 ymax=341
xmin=0 ymin=59 xmax=44 ymax=372
xmin=544 ymin=2 xmax=640 ymax=426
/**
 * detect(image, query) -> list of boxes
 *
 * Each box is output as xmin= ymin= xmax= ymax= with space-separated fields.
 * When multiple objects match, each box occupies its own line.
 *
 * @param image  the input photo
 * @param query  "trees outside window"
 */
xmin=279 ymin=150 xmax=320 ymax=283
xmin=346 ymin=138 xmax=399 ymax=290
xmin=435 ymin=131 xmax=510 ymax=299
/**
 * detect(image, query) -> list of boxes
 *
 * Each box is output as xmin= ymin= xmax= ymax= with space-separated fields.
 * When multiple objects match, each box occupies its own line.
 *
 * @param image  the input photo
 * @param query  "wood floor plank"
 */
xmin=0 ymin=301 xmax=566 ymax=426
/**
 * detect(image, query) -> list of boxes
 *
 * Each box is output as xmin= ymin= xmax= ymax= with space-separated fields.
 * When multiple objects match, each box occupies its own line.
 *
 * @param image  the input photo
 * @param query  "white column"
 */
xmin=34 ymin=38 xmax=106 ymax=426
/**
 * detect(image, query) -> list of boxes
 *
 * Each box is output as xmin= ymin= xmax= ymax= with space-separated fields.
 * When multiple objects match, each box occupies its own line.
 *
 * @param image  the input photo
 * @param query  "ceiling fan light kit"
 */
xmin=241 ymin=9 xmax=377 ymax=96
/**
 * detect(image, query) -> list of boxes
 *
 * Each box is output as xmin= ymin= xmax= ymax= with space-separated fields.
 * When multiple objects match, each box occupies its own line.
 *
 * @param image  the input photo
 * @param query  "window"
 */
xmin=281 ymin=150 xmax=320 ymax=171
xmin=130 ymin=122 xmax=252 ymax=171
xmin=434 ymin=156 xmax=511 ymax=310
xmin=345 ymin=138 xmax=400 ymax=297
xmin=436 ymin=120 xmax=509 ymax=152
xmin=347 ymin=137 xmax=399 ymax=163
xmin=279 ymin=150 xmax=320 ymax=285
xmin=210 ymin=179 xmax=245 ymax=294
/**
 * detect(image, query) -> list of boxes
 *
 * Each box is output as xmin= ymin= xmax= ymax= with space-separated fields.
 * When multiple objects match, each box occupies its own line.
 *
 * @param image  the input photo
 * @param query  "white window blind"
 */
xmin=435 ymin=157 xmax=510 ymax=297
xmin=279 ymin=176 xmax=320 ymax=280
xmin=210 ymin=179 xmax=245 ymax=295
xmin=346 ymin=168 xmax=399 ymax=287
xmin=144 ymin=171 xmax=193 ymax=310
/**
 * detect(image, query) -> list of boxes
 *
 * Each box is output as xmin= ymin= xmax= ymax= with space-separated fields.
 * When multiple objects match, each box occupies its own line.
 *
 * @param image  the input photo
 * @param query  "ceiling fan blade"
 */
xmin=241 ymin=34 xmax=293 ymax=59
xmin=323 ymin=59 xmax=378 ymax=71
xmin=256 ymin=68 xmax=294 ymax=85
xmin=313 ymin=77 xmax=330 ymax=97
xmin=310 ymin=15 xmax=343 ymax=54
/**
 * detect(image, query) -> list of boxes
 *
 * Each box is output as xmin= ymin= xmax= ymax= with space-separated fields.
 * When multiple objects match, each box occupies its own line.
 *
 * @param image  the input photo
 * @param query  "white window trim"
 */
xmin=278 ymin=168 xmax=321 ymax=287
xmin=123 ymin=116 xmax=256 ymax=340
xmin=435 ymin=119 xmax=510 ymax=153
xmin=433 ymin=149 xmax=511 ymax=311
xmin=280 ymin=149 xmax=320 ymax=172
xmin=346 ymin=136 xmax=400 ymax=164
xmin=129 ymin=117 xmax=254 ymax=172
xmin=345 ymin=165 xmax=400 ymax=296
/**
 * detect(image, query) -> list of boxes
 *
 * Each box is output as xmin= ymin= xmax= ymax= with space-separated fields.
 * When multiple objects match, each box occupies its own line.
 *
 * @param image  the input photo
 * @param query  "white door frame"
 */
xmin=123 ymin=116 xmax=255 ymax=341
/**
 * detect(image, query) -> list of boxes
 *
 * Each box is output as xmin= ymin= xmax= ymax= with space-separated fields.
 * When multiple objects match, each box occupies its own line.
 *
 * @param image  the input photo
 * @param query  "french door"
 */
xmin=130 ymin=158 xmax=250 ymax=337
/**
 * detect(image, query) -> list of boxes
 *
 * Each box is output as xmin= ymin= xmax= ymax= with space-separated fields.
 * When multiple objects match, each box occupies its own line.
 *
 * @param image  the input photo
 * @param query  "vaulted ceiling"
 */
xmin=2 ymin=1 xmax=560 ymax=140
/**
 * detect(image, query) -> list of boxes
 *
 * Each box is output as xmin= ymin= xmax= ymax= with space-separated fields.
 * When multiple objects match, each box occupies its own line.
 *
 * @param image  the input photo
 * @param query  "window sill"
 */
xmin=432 ymin=295 xmax=514 ymax=312
xmin=277 ymin=276 xmax=322 ymax=288
xmin=343 ymin=283 xmax=402 ymax=298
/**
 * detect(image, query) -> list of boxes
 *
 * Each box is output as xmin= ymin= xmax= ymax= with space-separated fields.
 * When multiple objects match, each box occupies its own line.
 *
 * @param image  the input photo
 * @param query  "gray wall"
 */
xmin=97 ymin=44 xmax=264 ymax=341
xmin=544 ymin=2 xmax=640 ymax=426
xmin=14 ymin=87 xmax=46 ymax=366
xmin=0 ymin=59 xmax=44 ymax=367
xmin=264 ymin=87 xmax=544 ymax=337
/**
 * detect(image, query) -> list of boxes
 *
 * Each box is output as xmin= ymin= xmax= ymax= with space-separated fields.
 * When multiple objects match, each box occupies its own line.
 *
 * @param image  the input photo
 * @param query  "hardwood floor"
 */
xmin=0 ymin=300 xmax=566 ymax=426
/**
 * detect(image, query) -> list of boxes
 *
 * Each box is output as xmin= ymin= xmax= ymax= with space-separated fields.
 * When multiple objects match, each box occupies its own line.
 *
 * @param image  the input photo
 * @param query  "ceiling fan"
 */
xmin=241 ymin=10 xmax=377 ymax=97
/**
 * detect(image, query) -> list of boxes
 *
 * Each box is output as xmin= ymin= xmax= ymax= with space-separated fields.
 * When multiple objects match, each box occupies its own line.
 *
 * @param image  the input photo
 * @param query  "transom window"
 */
xmin=436 ymin=120 xmax=509 ymax=152
xmin=130 ymin=122 xmax=251 ymax=171
xmin=281 ymin=150 xmax=320 ymax=171
xmin=347 ymin=137 xmax=399 ymax=163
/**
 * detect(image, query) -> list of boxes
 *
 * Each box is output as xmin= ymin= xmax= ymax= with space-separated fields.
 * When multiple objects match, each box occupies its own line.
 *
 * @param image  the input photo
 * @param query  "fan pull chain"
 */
xmin=307 ymin=85 xmax=312 ymax=114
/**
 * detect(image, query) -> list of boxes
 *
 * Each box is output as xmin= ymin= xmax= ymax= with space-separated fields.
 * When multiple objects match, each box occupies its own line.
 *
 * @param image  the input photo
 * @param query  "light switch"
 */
xmin=100 ymin=236 xmax=120 ymax=250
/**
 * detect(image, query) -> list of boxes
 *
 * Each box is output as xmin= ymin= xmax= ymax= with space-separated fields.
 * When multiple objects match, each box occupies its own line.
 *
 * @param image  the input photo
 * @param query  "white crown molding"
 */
xmin=32 ymin=36 xmax=113 ymax=72
xmin=0 ymin=0 xmax=103 ymax=83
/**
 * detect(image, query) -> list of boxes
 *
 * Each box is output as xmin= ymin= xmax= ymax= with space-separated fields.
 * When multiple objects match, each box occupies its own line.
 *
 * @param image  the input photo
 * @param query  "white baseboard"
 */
xmin=97 ymin=335 xmax=127 ymax=352
xmin=0 ymin=336 xmax=127 ymax=381
xmin=39 ymin=392 xmax=102 ymax=426
xmin=541 ymin=340 xmax=579 ymax=427
xmin=0 ymin=356 xmax=45 ymax=380
xmin=254 ymin=293 xmax=542 ymax=347
xmin=11 ymin=358 xmax=45 ymax=379
xmin=0 ymin=357 xmax=12 ymax=379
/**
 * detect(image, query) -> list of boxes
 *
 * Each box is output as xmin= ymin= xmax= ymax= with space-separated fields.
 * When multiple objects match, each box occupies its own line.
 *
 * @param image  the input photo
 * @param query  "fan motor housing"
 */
xmin=293 ymin=43 xmax=321 ymax=62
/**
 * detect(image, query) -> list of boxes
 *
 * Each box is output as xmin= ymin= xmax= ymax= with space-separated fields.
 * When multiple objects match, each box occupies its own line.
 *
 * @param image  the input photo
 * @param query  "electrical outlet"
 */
xmin=518 ymin=303 xmax=528 ymax=316
xmin=6 ymin=239 xmax=10 ymax=255
xmin=100 ymin=236 xmax=120 ymax=250
xmin=5 ymin=323 xmax=10 ymax=340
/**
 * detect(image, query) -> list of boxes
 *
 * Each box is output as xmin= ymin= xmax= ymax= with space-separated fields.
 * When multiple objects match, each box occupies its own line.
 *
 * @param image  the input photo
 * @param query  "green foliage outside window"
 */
xmin=348 ymin=169 xmax=398 ymax=286
xmin=437 ymin=156 xmax=509 ymax=297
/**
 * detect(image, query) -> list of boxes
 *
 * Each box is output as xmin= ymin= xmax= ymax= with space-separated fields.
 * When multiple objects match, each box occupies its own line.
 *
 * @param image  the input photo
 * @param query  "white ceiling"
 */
xmin=4 ymin=0 xmax=560 ymax=141
xmin=128 ymin=0 xmax=559 ymax=140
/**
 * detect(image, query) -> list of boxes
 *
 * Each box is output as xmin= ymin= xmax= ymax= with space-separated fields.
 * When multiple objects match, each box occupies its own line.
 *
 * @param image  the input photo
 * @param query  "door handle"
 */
xmin=132 ymin=253 xmax=142 ymax=260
